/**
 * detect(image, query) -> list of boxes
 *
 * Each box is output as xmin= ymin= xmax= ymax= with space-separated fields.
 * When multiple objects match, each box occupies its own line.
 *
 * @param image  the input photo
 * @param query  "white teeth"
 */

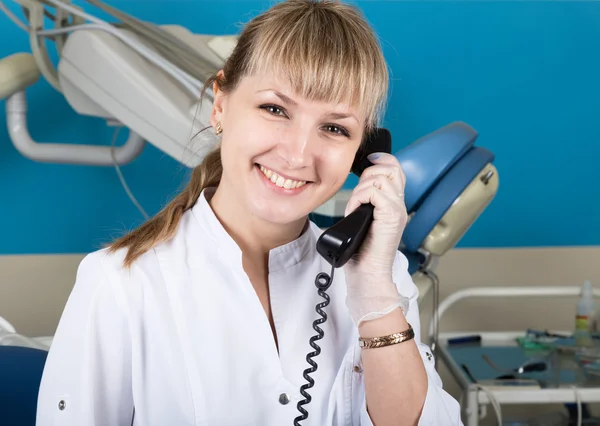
xmin=259 ymin=165 xmax=307 ymax=189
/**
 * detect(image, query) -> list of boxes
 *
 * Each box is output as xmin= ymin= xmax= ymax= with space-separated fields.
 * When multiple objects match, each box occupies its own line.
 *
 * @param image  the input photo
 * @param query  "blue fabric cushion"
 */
xmin=396 ymin=121 xmax=478 ymax=213
xmin=402 ymin=146 xmax=495 ymax=253
xmin=0 ymin=345 xmax=48 ymax=426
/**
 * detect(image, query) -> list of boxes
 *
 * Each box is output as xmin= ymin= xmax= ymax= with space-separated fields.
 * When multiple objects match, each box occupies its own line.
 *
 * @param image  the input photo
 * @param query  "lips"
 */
xmin=257 ymin=165 xmax=308 ymax=190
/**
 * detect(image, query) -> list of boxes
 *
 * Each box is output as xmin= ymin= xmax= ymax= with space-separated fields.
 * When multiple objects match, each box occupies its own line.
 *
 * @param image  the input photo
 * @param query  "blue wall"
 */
xmin=1 ymin=0 xmax=599 ymax=255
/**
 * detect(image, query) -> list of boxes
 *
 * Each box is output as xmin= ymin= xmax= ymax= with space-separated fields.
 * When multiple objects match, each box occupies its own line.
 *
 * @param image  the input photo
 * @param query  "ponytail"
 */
xmin=108 ymin=139 xmax=222 ymax=268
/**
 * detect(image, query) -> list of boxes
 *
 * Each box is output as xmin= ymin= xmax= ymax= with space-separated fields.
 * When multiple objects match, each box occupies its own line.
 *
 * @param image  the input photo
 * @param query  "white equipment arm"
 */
xmin=1 ymin=53 xmax=146 ymax=165
xmin=0 ymin=0 xmax=238 ymax=166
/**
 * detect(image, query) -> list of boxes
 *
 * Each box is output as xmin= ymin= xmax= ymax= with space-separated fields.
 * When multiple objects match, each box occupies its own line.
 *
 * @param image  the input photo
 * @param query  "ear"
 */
xmin=209 ymin=70 xmax=227 ymax=128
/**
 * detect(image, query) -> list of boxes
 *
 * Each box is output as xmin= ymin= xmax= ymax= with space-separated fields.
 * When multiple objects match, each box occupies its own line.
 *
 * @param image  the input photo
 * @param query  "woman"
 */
xmin=36 ymin=1 xmax=462 ymax=425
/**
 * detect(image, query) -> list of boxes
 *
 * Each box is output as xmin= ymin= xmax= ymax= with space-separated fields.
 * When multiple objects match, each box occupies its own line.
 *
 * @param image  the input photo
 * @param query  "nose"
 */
xmin=276 ymin=125 xmax=316 ymax=169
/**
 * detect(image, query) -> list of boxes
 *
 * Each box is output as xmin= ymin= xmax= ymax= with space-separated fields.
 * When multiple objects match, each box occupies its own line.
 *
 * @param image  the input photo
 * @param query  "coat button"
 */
xmin=279 ymin=393 xmax=290 ymax=405
xmin=58 ymin=400 xmax=66 ymax=411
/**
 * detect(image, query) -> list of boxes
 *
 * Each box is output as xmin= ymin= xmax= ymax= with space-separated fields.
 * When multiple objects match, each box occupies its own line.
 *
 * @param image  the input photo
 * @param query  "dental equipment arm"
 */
xmin=0 ymin=0 xmax=237 ymax=166
xmin=0 ymin=53 xmax=146 ymax=165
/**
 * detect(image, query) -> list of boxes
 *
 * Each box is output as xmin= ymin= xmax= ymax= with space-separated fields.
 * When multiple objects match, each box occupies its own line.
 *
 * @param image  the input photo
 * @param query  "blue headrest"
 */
xmin=402 ymin=146 xmax=495 ymax=253
xmin=396 ymin=122 xmax=478 ymax=213
xmin=0 ymin=345 xmax=48 ymax=426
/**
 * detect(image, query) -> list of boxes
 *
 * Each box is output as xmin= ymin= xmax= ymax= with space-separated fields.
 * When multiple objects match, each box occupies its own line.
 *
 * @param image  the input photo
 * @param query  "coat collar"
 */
xmin=191 ymin=187 xmax=315 ymax=273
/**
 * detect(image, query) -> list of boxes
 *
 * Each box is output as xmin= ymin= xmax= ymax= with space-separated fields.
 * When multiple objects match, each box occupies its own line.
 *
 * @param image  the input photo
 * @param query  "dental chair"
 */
xmin=391 ymin=122 xmax=499 ymax=355
xmin=0 ymin=345 xmax=48 ymax=426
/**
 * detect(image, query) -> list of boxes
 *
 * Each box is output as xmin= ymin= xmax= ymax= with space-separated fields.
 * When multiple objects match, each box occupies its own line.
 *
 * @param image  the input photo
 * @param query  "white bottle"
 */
xmin=575 ymin=280 xmax=597 ymax=346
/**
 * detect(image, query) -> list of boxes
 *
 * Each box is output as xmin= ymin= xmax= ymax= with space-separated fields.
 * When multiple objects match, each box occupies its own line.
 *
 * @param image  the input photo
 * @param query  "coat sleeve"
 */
xmin=354 ymin=250 xmax=464 ymax=425
xmin=36 ymin=251 xmax=134 ymax=426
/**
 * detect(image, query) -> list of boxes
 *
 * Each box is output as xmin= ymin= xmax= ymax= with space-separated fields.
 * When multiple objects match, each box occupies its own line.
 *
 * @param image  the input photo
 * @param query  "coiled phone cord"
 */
xmin=293 ymin=263 xmax=336 ymax=425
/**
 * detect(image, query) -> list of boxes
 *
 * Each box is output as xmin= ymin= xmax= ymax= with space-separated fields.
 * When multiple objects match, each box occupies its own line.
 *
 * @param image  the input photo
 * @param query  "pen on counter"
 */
xmin=448 ymin=335 xmax=481 ymax=345
xmin=526 ymin=329 xmax=569 ymax=339
xmin=461 ymin=364 xmax=477 ymax=383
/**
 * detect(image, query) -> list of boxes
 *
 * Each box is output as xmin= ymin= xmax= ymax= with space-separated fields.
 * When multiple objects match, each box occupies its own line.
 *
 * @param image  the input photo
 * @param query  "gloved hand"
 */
xmin=343 ymin=152 xmax=410 ymax=326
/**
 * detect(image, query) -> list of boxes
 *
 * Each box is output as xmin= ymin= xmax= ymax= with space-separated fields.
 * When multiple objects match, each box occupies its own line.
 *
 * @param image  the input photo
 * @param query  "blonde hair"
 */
xmin=109 ymin=0 xmax=390 ymax=267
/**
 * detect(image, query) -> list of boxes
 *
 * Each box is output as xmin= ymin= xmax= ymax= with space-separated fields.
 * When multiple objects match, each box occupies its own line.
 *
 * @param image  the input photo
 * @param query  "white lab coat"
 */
xmin=36 ymin=188 xmax=463 ymax=426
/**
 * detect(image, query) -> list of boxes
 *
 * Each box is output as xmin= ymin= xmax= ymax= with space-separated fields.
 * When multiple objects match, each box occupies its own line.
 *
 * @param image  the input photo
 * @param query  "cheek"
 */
xmin=223 ymin=112 xmax=277 ymax=159
xmin=318 ymin=148 xmax=355 ymax=185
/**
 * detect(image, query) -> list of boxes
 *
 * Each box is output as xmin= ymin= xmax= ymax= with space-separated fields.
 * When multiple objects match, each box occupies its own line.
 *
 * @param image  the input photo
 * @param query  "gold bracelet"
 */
xmin=358 ymin=323 xmax=415 ymax=349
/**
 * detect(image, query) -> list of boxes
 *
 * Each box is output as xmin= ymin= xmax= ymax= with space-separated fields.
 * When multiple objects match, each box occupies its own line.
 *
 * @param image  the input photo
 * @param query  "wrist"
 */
xmin=358 ymin=306 xmax=409 ymax=338
xmin=344 ymin=280 xmax=410 ymax=326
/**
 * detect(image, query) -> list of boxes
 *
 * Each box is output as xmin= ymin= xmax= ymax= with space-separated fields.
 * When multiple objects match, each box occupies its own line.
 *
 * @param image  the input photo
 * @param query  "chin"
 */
xmin=247 ymin=199 xmax=310 ymax=226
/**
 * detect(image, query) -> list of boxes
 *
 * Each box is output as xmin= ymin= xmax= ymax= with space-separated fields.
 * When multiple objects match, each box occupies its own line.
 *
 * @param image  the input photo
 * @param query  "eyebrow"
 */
xmin=325 ymin=112 xmax=358 ymax=123
xmin=256 ymin=89 xmax=359 ymax=123
xmin=256 ymin=89 xmax=298 ymax=107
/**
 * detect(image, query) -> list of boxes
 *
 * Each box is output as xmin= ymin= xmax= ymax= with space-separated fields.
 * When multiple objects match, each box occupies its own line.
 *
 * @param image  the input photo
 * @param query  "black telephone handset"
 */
xmin=316 ymin=127 xmax=393 ymax=268
xmin=294 ymin=128 xmax=393 ymax=426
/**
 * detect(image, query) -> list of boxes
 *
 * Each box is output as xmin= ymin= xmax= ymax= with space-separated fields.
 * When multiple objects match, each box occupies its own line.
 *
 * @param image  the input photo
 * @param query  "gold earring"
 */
xmin=215 ymin=121 xmax=222 ymax=135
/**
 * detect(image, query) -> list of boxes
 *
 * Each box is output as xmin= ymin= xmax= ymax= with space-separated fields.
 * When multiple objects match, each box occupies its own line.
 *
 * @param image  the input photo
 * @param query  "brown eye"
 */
xmin=260 ymin=104 xmax=287 ymax=117
xmin=323 ymin=124 xmax=350 ymax=137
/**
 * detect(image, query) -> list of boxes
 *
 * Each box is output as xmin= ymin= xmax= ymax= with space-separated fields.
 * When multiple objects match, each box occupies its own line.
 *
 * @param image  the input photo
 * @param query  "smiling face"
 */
xmin=210 ymin=70 xmax=365 ymax=226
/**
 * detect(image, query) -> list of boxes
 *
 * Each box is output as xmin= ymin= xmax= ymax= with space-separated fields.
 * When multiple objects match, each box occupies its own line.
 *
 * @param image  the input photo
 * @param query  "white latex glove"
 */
xmin=343 ymin=151 xmax=410 ymax=326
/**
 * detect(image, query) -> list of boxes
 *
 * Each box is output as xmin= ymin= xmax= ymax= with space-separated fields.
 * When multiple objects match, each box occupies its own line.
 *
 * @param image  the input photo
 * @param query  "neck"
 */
xmin=208 ymin=184 xmax=308 ymax=264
